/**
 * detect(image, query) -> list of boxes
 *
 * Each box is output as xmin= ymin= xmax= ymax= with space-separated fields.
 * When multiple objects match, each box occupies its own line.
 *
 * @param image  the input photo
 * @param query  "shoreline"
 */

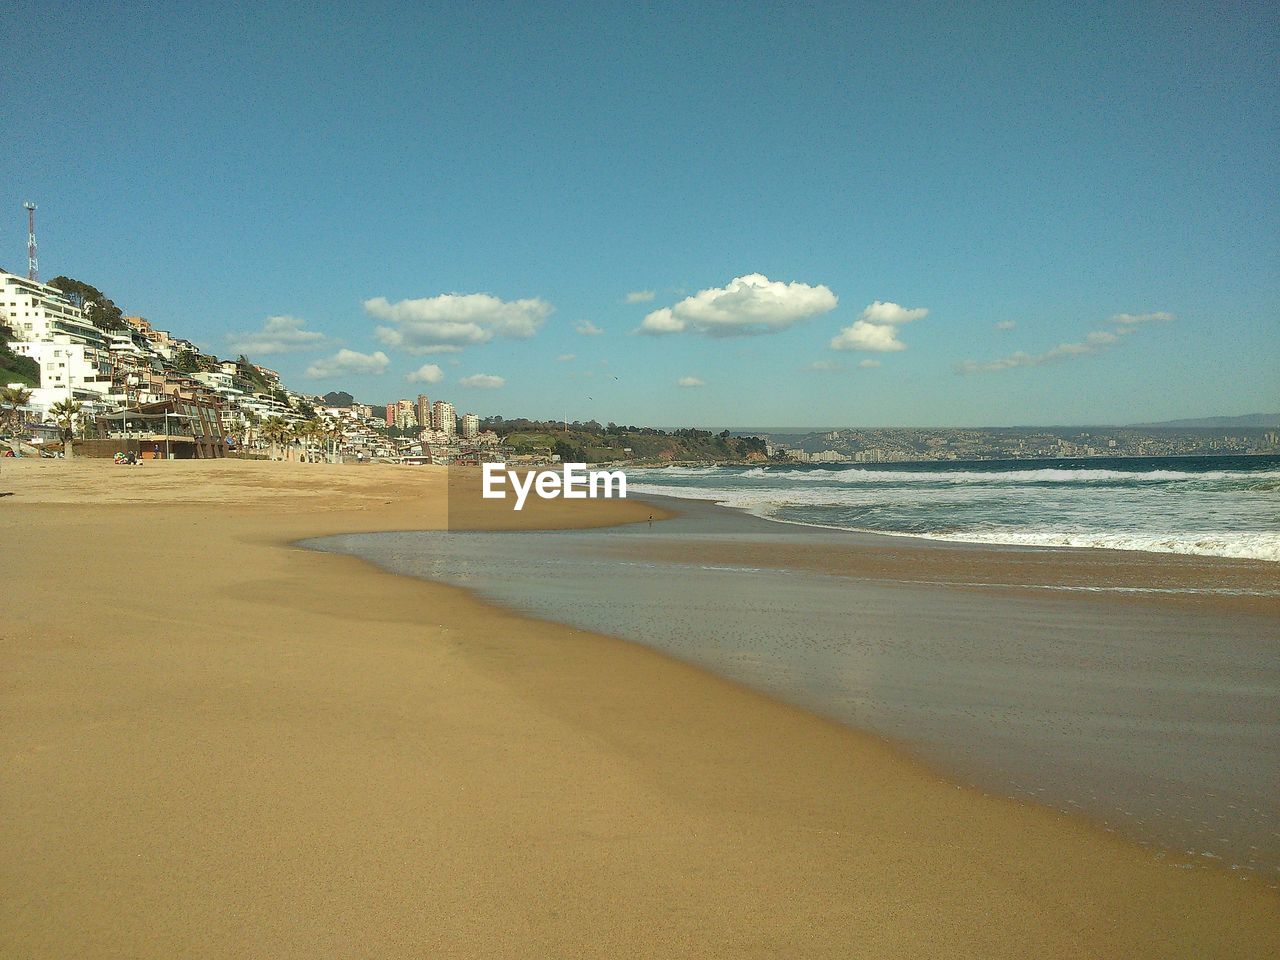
xmin=625 ymin=492 xmax=1280 ymax=615
xmin=4 ymin=459 xmax=1278 ymax=958
xmin=310 ymin=492 xmax=1280 ymax=881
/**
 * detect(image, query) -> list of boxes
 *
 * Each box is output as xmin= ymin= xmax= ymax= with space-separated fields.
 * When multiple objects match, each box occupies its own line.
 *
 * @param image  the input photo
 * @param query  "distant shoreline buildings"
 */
xmin=0 ymin=267 xmax=498 ymax=462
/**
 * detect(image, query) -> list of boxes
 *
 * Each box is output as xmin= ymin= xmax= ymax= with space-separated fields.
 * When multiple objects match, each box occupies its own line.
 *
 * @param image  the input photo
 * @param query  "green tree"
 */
xmin=553 ymin=439 xmax=587 ymax=463
xmin=48 ymin=276 xmax=126 ymax=332
xmin=174 ymin=349 xmax=201 ymax=373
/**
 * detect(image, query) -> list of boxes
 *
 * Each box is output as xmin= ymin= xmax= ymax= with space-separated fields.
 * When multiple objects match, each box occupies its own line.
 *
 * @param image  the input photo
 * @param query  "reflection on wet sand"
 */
xmin=308 ymin=497 xmax=1280 ymax=885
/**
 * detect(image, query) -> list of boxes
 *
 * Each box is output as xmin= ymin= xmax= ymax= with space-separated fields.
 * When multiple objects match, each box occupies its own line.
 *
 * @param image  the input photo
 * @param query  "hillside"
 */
xmin=1131 ymin=413 xmax=1280 ymax=429
xmin=488 ymin=418 xmax=767 ymax=463
xmin=0 ymin=320 xmax=39 ymax=387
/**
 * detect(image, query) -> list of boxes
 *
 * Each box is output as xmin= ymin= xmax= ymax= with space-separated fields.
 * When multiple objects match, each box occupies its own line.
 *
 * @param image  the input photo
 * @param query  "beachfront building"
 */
xmin=90 ymin=396 xmax=227 ymax=459
xmin=416 ymin=394 xmax=431 ymax=430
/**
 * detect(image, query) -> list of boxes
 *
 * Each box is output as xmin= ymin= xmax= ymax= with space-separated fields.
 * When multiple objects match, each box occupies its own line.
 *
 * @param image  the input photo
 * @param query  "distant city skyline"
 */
xmin=4 ymin=1 xmax=1276 ymax=427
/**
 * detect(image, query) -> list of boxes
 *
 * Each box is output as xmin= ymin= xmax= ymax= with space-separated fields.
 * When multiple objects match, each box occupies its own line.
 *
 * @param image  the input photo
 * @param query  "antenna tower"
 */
xmin=24 ymin=201 xmax=38 ymax=281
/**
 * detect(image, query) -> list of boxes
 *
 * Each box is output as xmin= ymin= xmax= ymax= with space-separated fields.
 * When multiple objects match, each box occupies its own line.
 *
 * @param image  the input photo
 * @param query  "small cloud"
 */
xmin=406 ymin=363 xmax=444 ymax=384
xmin=227 ymin=315 xmax=328 ymax=355
xmin=366 ymin=292 xmax=551 ymax=353
xmin=955 ymin=314 xmax=1169 ymax=375
xmin=624 ymin=290 xmax=655 ymax=304
xmin=830 ymin=301 xmax=928 ymax=352
xmin=459 ymin=373 xmax=505 ymax=389
xmin=305 ymin=349 xmax=390 ymax=378
xmin=409 ymin=344 xmax=463 ymax=354
xmin=575 ymin=320 xmax=604 ymax=336
xmin=677 ymin=376 xmax=706 ymax=388
xmin=807 ymin=360 xmax=842 ymax=372
xmin=995 ymin=320 xmax=1017 ymax=331
xmin=858 ymin=358 xmax=882 ymax=368
xmin=1110 ymin=311 xmax=1175 ymax=325
xmin=639 ymin=273 xmax=837 ymax=337
xmin=556 ymin=353 xmax=576 ymax=362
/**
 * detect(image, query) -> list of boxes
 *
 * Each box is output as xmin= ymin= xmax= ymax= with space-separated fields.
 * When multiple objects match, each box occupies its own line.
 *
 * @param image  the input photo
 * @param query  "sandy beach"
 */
xmin=2 ymin=458 xmax=1277 ymax=958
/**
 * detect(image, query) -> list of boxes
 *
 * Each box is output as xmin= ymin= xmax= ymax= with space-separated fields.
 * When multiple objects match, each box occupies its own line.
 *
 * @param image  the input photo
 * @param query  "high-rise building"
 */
xmin=384 ymin=403 xmax=395 ymax=427
xmin=432 ymin=400 xmax=456 ymax=436
xmin=415 ymin=393 xmax=430 ymax=429
xmin=395 ymin=399 xmax=418 ymax=430
xmin=460 ymin=413 xmax=480 ymax=439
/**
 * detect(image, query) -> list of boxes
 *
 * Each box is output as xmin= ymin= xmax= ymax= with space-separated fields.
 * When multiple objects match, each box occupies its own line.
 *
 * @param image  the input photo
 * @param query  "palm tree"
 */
xmin=326 ymin=420 xmax=345 ymax=462
xmin=240 ymin=409 xmax=261 ymax=455
xmin=303 ymin=418 xmax=331 ymax=463
xmin=49 ymin=398 xmax=83 ymax=459
xmin=1 ymin=386 xmax=33 ymax=455
xmin=260 ymin=416 xmax=289 ymax=461
xmin=289 ymin=420 xmax=312 ymax=463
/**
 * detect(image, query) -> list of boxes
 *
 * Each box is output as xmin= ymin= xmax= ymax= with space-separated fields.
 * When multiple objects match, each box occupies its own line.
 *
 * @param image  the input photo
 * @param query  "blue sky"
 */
xmin=4 ymin=1 xmax=1276 ymax=427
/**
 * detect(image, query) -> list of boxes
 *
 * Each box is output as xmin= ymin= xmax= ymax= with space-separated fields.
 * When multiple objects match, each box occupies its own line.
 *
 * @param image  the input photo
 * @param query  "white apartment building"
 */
xmin=2 ymin=272 xmax=116 ymax=413
xmin=394 ymin=399 xmax=418 ymax=430
xmin=7 ymin=340 xmax=114 ymax=412
xmin=1 ymin=271 xmax=106 ymax=348
xmin=460 ymin=413 xmax=480 ymax=439
xmin=431 ymin=400 xmax=456 ymax=436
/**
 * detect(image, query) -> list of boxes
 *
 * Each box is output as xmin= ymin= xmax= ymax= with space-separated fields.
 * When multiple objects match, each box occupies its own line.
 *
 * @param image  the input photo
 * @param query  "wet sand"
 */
xmin=316 ymin=496 xmax=1279 ymax=880
xmin=2 ymin=459 xmax=1278 ymax=958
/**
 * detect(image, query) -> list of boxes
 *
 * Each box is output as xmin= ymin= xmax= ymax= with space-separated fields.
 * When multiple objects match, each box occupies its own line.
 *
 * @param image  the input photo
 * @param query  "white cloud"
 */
xmin=407 ymin=344 xmax=463 ymax=355
xmin=995 ymin=320 xmax=1017 ymax=330
xmin=1110 ymin=311 xmax=1175 ymax=325
xmin=575 ymin=320 xmax=604 ymax=336
xmin=859 ymin=358 xmax=882 ymax=368
xmin=227 ymin=315 xmax=327 ymax=355
xmin=956 ymin=326 xmax=1148 ymax=374
xmin=624 ymin=290 xmax=655 ymax=304
xmin=807 ymin=359 xmax=842 ymax=372
xmin=639 ymin=273 xmax=837 ymax=337
xmin=366 ymin=292 xmax=552 ymax=353
xmin=677 ymin=376 xmax=705 ymax=388
xmin=305 ymin=349 xmax=390 ymax=378
xmin=556 ymin=353 xmax=576 ymax=362
xmin=405 ymin=363 xmax=444 ymax=384
xmin=458 ymin=373 xmax=505 ymax=389
xmin=829 ymin=301 xmax=928 ymax=352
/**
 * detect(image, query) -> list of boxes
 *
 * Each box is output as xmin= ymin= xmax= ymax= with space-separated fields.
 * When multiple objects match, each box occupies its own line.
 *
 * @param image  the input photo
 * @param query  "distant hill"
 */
xmin=322 ymin=390 xmax=354 ymax=408
xmin=1131 ymin=413 xmax=1279 ymax=429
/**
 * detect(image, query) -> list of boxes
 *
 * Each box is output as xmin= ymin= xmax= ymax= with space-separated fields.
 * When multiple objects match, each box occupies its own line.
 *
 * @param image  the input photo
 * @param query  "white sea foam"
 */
xmin=917 ymin=529 xmax=1280 ymax=562
xmin=646 ymin=465 xmax=1280 ymax=486
xmin=630 ymin=466 xmax=1280 ymax=562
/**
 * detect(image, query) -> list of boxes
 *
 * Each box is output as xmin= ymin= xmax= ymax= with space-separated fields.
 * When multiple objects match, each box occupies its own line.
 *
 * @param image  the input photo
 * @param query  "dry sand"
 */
xmin=1 ymin=458 xmax=1276 ymax=958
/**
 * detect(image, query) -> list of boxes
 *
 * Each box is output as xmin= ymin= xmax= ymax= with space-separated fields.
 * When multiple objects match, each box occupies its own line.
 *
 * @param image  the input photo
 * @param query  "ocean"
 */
xmin=627 ymin=454 xmax=1280 ymax=562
